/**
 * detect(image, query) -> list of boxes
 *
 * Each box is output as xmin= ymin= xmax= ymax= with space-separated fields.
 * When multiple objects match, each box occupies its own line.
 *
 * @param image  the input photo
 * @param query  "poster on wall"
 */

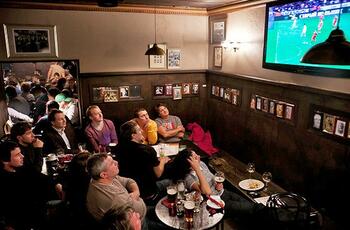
xmin=149 ymin=44 xmax=167 ymax=69
xmin=167 ymin=49 xmax=181 ymax=69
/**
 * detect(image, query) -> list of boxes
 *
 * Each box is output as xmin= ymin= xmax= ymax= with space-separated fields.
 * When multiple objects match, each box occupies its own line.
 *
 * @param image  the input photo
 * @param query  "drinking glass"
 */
xmin=262 ymin=171 xmax=272 ymax=191
xmin=193 ymin=191 xmax=201 ymax=213
xmin=166 ymin=185 xmax=177 ymax=203
xmin=247 ymin=162 xmax=255 ymax=179
xmin=177 ymin=180 xmax=185 ymax=200
xmin=214 ymin=171 xmax=225 ymax=192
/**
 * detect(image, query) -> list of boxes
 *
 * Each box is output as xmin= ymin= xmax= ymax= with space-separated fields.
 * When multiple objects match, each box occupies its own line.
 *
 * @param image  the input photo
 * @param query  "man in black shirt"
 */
xmin=118 ymin=121 xmax=171 ymax=206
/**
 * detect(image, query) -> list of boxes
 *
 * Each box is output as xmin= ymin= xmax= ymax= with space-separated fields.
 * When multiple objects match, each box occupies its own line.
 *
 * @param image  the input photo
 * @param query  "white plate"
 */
xmin=207 ymin=195 xmax=225 ymax=209
xmin=238 ymin=179 xmax=264 ymax=191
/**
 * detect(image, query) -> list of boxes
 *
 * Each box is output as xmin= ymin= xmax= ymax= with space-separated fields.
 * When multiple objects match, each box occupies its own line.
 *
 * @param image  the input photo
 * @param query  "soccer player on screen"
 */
xmin=332 ymin=15 xmax=338 ymax=28
xmin=311 ymin=30 xmax=318 ymax=42
xmin=301 ymin=24 xmax=307 ymax=37
xmin=318 ymin=19 xmax=324 ymax=32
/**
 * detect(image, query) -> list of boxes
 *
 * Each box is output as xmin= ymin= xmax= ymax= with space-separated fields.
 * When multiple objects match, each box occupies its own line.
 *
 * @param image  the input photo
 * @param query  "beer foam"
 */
xmin=184 ymin=201 xmax=195 ymax=209
xmin=167 ymin=188 xmax=177 ymax=195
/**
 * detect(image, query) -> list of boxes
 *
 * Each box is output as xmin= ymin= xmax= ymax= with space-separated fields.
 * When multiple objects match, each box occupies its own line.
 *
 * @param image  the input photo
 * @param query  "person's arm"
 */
xmin=146 ymin=120 xmax=158 ymax=145
xmin=85 ymin=126 xmax=100 ymax=152
xmin=7 ymin=107 xmax=33 ymax=123
xmin=107 ymin=120 xmax=118 ymax=144
xmin=125 ymin=179 xmax=140 ymax=201
xmin=153 ymin=156 xmax=170 ymax=178
xmin=188 ymin=153 xmax=212 ymax=195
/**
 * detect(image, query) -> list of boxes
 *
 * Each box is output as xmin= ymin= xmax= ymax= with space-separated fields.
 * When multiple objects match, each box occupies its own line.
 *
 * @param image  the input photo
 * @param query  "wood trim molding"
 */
xmin=208 ymin=0 xmax=274 ymax=16
xmin=0 ymin=1 xmax=208 ymax=16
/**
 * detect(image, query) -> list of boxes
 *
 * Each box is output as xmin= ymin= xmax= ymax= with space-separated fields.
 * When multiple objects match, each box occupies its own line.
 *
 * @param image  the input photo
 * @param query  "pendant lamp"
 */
xmin=145 ymin=3 xmax=165 ymax=55
xmin=301 ymin=10 xmax=350 ymax=65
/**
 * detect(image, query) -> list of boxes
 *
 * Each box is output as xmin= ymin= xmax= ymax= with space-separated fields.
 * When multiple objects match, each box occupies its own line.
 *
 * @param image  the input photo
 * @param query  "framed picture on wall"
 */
xmin=256 ymin=97 xmax=262 ymax=110
xmin=262 ymin=98 xmax=269 ymax=112
xmin=276 ymin=102 xmax=284 ymax=118
xmin=219 ymin=87 xmax=224 ymax=98
xmin=250 ymin=95 xmax=256 ymax=109
xmin=210 ymin=18 xmax=226 ymax=44
xmin=92 ymin=87 xmax=106 ymax=103
xmin=173 ymin=86 xmax=182 ymax=100
xmin=334 ymin=119 xmax=346 ymax=137
xmin=104 ymin=89 xmax=119 ymax=102
xmin=182 ymin=83 xmax=191 ymax=95
xmin=149 ymin=44 xmax=166 ymax=69
xmin=312 ymin=111 xmax=323 ymax=130
xmin=119 ymin=86 xmax=129 ymax=98
xmin=192 ymin=83 xmax=199 ymax=94
xmin=129 ymin=85 xmax=141 ymax=97
xmin=214 ymin=86 xmax=220 ymax=97
xmin=285 ymin=104 xmax=294 ymax=120
xmin=224 ymin=88 xmax=231 ymax=103
xmin=167 ymin=49 xmax=181 ymax=69
xmin=269 ymin=100 xmax=276 ymax=114
xmin=214 ymin=46 xmax=223 ymax=68
xmin=165 ymin=84 xmax=173 ymax=96
xmin=322 ymin=113 xmax=336 ymax=134
xmin=3 ymin=24 xmax=58 ymax=58
xmin=154 ymin=85 xmax=164 ymax=96
xmin=231 ymin=89 xmax=240 ymax=105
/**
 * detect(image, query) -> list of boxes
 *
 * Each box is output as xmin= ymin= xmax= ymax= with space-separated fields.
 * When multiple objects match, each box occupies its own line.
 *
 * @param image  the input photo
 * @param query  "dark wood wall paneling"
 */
xmin=206 ymin=71 xmax=350 ymax=226
xmin=79 ymin=71 xmax=208 ymax=132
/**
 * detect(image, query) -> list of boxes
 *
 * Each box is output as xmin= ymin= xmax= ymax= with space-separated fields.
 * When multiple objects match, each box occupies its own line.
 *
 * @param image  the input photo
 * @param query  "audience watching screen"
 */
xmin=263 ymin=0 xmax=350 ymax=77
xmin=1 ymin=60 xmax=81 ymax=126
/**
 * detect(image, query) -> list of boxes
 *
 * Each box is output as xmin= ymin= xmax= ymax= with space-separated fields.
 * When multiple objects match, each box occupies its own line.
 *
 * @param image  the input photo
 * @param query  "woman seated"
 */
xmin=166 ymin=149 xmax=266 ymax=218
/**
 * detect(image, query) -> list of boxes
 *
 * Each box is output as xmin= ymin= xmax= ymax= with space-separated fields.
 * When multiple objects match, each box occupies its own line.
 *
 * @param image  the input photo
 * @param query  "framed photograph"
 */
xmin=214 ymin=46 xmax=223 ymax=68
xmin=334 ymin=119 xmax=346 ymax=137
xmin=322 ymin=113 xmax=336 ymax=134
xmin=276 ymin=102 xmax=284 ymax=118
xmin=173 ymin=86 xmax=182 ymax=100
xmin=92 ymin=87 xmax=106 ymax=103
xmin=214 ymin=86 xmax=220 ymax=97
xmin=219 ymin=87 xmax=224 ymax=98
xmin=269 ymin=100 xmax=276 ymax=114
xmin=285 ymin=104 xmax=294 ymax=120
xmin=211 ymin=85 xmax=216 ymax=95
xmin=224 ymin=88 xmax=231 ymax=103
xmin=262 ymin=98 xmax=269 ymax=112
xmin=104 ymin=89 xmax=118 ymax=102
xmin=129 ymin=85 xmax=141 ymax=97
xmin=154 ymin=85 xmax=164 ymax=96
xmin=231 ymin=89 xmax=240 ymax=105
xmin=312 ymin=111 xmax=323 ymax=130
xmin=348 ymin=125 xmax=350 ymax=139
xmin=192 ymin=83 xmax=199 ymax=94
xmin=182 ymin=83 xmax=191 ymax=95
xmin=167 ymin=49 xmax=181 ymax=69
xmin=256 ymin=97 xmax=262 ymax=110
xmin=3 ymin=24 xmax=58 ymax=58
xmin=250 ymin=95 xmax=256 ymax=109
xmin=165 ymin=84 xmax=173 ymax=96
xmin=149 ymin=43 xmax=166 ymax=69
xmin=210 ymin=19 xmax=226 ymax=44
xmin=119 ymin=86 xmax=129 ymax=98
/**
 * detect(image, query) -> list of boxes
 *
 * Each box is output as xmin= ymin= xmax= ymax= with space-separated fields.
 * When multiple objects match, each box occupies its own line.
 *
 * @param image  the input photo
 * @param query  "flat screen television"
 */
xmin=263 ymin=0 xmax=350 ymax=77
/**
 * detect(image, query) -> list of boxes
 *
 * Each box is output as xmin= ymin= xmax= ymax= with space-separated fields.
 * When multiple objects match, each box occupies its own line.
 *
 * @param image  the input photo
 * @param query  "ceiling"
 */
xmin=0 ymin=0 xmax=262 ymax=10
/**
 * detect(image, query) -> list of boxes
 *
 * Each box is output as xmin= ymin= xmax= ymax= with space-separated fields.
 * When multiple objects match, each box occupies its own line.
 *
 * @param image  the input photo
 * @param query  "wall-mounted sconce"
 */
xmin=221 ymin=41 xmax=241 ymax=52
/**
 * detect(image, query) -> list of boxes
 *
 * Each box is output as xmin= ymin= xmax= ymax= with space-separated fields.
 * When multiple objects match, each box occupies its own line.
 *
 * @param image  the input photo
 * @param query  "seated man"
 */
xmin=118 ymin=121 xmax=170 ymax=205
xmin=43 ymin=109 xmax=78 ymax=154
xmin=131 ymin=108 xmax=157 ymax=145
xmin=86 ymin=153 xmax=147 ymax=223
xmin=85 ymin=105 xmax=118 ymax=153
xmin=0 ymin=141 xmax=50 ymax=230
xmin=154 ymin=103 xmax=185 ymax=143
xmin=10 ymin=121 xmax=44 ymax=173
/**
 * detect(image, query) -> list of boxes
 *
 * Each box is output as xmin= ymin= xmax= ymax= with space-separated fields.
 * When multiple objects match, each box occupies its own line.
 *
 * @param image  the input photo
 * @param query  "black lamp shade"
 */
xmin=145 ymin=43 xmax=165 ymax=55
xmin=98 ymin=0 xmax=119 ymax=7
xmin=301 ymin=28 xmax=350 ymax=65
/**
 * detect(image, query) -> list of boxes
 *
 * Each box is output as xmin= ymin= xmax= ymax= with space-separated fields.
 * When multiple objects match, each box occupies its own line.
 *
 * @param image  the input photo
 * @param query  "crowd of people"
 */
xmin=0 ymin=101 xmax=267 ymax=230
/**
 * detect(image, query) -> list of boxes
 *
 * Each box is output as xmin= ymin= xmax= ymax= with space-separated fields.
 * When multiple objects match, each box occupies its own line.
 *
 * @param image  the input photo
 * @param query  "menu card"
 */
xmin=152 ymin=143 xmax=179 ymax=157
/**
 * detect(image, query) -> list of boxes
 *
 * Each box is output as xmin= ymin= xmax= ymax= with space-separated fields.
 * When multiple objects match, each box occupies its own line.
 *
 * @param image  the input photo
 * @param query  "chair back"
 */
xmin=267 ymin=192 xmax=311 ymax=229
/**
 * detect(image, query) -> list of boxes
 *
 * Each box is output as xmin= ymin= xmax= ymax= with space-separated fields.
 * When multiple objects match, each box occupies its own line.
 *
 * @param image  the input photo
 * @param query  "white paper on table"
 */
xmin=152 ymin=143 xmax=179 ymax=157
xmin=254 ymin=196 xmax=270 ymax=206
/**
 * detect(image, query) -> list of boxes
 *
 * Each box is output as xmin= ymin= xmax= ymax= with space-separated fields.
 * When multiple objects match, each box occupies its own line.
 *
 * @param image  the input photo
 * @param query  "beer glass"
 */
xmin=167 ymin=185 xmax=177 ymax=203
xmin=184 ymin=200 xmax=195 ymax=223
xmin=214 ymin=171 xmax=225 ymax=192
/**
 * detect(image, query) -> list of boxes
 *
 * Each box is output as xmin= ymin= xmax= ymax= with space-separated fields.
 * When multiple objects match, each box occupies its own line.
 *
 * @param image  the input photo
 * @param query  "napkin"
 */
xmin=254 ymin=196 xmax=270 ymax=206
xmin=161 ymin=198 xmax=174 ymax=208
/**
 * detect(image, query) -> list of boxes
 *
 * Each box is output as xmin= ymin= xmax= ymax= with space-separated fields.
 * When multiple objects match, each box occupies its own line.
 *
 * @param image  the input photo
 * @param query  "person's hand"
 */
xmin=33 ymin=138 xmax=44 ymax=148
xmin=177 ymin=132 xmax=185 ymax=138
xmin=177 ymin=126 xmax=185 ymax=132
xmin=187 ymin=152 xmax=200 ymax=172
xmin=129 ymin=191 xmax=140 ymax=201
xmin=159 ymin=156 xmax=171 ymax=164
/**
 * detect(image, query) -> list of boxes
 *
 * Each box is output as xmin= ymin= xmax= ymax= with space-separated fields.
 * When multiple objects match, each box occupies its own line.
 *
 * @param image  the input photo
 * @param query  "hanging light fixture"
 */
xmin=145 ymin=1 xmax=165 ymax=55
xmin=301 ymin=7 xmax=350 ymax=65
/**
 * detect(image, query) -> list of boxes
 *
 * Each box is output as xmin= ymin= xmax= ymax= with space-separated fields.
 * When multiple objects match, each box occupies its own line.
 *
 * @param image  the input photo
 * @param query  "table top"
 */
xmin=155 ymin=197 xmax=224 ymax=230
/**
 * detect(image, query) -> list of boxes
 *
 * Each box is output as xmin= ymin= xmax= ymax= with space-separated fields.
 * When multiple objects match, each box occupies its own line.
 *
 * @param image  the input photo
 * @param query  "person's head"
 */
xmin=5 ymin=85 xmax=17 ymax=99
xmin=86 ymin=105 xmax=103 ymax=123
xmin=0 ymin=140 xmax=23 ymax=171
xmin=20 ymin=82 xmax=31 ymax=93
xmin=87 ymin=153 xmax=119 ymax=180
xmin=49 ymin=109 xmax=66 ymax=129
xmin=154 ymin=103 xmax=169 ymax=119
xmin=69 ymin=151 xmax=91 ymax=177
xmin=10 ymin=122 xmax=34 ymax=146
xmin=120 ymin=121 xmax=144 ymax=144
xmin=134 ymin=108 xmax=150 ymax=126
xmin=167 ymin=149 xmax=193 ymax=182
xmin=46 ymin=100 xmax=60 ymax=114
xmin=102 ymin=206 xmax=141 ymax=230
xmin=48 ymin=87 xmax=60 ymax=101
xmin=57 ymin=78 xmax=67 ymax=91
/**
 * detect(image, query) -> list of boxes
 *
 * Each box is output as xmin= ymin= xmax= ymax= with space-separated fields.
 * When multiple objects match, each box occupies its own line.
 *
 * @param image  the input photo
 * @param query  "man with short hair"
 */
xmin=132 ymin=108 xmax=158 ymax=145
xmin=118 ymin=121 xmax=170 ymax=205
xmin=86 ymin=153 xmax=147 ymax=223
xmin=0 ymin=141 xmax=49 ymax=230
xmin=154 ymin=103 xmax=185 ymax=143
xmin=10 ymin=121 xmax=44 ymax=173
xmin=85 ymin=105 xmax=118 ymax=153
xmin=43 ymin=109 xmax=78 ymax=154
